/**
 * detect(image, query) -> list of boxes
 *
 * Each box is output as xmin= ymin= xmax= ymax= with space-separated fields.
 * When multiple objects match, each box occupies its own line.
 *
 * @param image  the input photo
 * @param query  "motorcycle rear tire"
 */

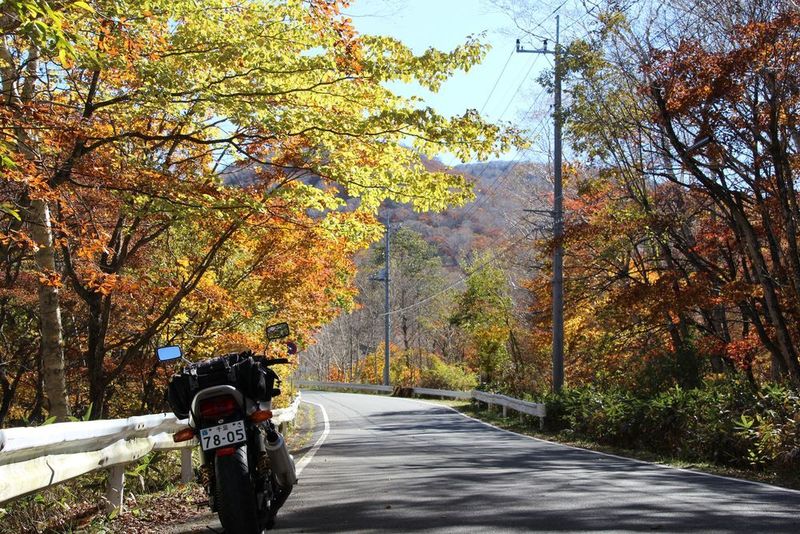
xmin=215 ymin=446 xmax=261 ymax=534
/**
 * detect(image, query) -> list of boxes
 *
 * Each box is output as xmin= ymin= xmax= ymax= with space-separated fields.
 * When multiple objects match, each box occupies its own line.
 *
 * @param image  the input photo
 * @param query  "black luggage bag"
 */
xmin=167 ymin=351 xmax=280 ymax=418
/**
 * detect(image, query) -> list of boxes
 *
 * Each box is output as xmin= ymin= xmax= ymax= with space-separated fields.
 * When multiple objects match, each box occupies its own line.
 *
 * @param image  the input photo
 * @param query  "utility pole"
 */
xmin=383 ymin=211 xmax=391 ymax=386
xmin=516 ymin=14 xmax=564 ymax=392
xmin=369 ymin=211 xmax=395 ymax=387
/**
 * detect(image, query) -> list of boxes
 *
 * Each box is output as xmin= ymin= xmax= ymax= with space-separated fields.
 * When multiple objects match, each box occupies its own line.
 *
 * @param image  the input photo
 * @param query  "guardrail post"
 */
xmin=105 ymin=464 xmax=125 ymax=514
xmin=180 ymin=448 xmax=193 ymax=484
xmin=502 ymin=405 xmax=507 ymax=418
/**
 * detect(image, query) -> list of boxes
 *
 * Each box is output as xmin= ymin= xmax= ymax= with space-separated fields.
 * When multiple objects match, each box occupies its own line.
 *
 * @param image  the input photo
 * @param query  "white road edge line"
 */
xmin=295 ymin=400 xmax=329 ymax=476
xmin=404 ymin=397 xmax=800 ymax=496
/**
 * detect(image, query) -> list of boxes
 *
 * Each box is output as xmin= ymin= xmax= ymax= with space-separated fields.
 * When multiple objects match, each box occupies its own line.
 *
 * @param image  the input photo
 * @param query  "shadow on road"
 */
xmin=277 ymin=400 xmax=800 ymax=532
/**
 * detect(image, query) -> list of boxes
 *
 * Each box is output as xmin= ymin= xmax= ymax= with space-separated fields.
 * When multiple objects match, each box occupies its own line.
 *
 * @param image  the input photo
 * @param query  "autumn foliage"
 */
xmin=0 ymin=0 xmax=519 ymax=423
xmin=532 ymin=3 xmax=800 ymax=394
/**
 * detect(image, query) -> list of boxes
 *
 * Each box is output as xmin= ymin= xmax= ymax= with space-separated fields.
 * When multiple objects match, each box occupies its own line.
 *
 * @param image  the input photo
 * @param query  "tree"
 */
xmin=1 ymin=0 xmax=90 ymax=419
xmin=1 ymin=0 xmax=522 ymax=419
xmin=540 ymin=0 xmax=800 ymax=388
xmin=645 ymin=6 xmax=800 ymax=385
xmin=385 ymin=227 xmax=447 ymax=350
xmin=301 ymin=225 xmax=453 ymax=383
xmin=450 ymin=256 xmax=514 ymax=388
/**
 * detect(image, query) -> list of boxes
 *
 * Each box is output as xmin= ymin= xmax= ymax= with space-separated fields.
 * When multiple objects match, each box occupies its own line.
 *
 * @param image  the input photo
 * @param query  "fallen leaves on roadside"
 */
xmin=106 ymin=484 xmax=206 ymax=533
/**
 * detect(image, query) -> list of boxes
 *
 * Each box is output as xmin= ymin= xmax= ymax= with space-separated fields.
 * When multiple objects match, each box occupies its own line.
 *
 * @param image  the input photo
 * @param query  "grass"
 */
xmin=286 ymin=401 xmax=316 ymax=454
xmin=423 ymin=398 xmax=800 ymax=491
xmin=0 ymin=475 xmax=106 ymax=534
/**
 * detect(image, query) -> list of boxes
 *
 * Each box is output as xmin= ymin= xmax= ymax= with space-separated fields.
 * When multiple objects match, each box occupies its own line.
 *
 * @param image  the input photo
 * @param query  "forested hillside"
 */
xmin=303 ymin=158 xmax=555 ymax=394
xmin=391 ymin=160 xmax=550 ymax=266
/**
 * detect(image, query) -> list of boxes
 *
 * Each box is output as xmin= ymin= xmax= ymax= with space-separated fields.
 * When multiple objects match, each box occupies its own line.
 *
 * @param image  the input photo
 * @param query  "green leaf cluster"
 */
xmin=53 ymin=0 xmax=524 ymax=215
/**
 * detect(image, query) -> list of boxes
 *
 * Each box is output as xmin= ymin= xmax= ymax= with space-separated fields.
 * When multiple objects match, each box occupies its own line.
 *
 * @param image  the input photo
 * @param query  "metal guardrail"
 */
xmin=471 ymin=390 xmax=546 ymax=420
xmin=295 ymin=380 xmax=394 ymax=394
xmin=296 ymin=380 xmax=545 ymax=426
xmin=0 ymin=394 xmax=301 ymax=511
xmin=412 ymin=387 xmax=473 ymax=400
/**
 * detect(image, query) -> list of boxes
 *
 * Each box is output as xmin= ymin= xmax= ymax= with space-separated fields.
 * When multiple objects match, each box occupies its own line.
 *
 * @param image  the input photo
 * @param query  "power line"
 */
xmin=384 ymin=2 xmax=588 ymax=325
xmin=456 ymin=91 xmax=552 ymax=223
xmin=480 ymin=48 xmax=515 ymax=115
xmin=447 ymin=10 xmax=568 ymax=217
xmin=441 ymin=46 xmax=526 ymax=167
xmin=454 ymin=1 xmax=592 ymax=226
xmin=496 ymin=57 xmax=540 ymax=120
xmin=381 ymin=107 xmax=557 ymax=317
xmin=515 ymin=0 xmax=571 ymax=44
xmin=447 ymin=3 xmax=590 ymax=255
xmin=458 ymin=133 xmax=549 ymax=231
xmin=559 ymin=2 xmax=598 ymax=35
xmin=442 ymin=60 xmax=547 ymax=222
xmin=455 ymin=13 xmax=570 ymax=223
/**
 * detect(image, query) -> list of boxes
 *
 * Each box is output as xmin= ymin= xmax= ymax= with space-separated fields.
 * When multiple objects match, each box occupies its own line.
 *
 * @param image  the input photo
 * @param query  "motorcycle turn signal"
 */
xmin=249 ymin=409 xmax=273 ymax=423
xmin=173 ymin=427 xmax=196 ymax=442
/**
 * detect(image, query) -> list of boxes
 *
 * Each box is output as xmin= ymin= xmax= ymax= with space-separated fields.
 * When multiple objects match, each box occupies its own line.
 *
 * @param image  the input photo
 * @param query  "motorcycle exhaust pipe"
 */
xmin=265 ymin=430 xmax=297 ymax=488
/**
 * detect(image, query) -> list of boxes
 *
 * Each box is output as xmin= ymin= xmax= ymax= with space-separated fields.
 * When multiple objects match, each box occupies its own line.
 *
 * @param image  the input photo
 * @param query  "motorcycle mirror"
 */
xmin=266 ymin=322 xmax=290 ymax=341
xmin=157 ymin=345 xmax=183 ymax=362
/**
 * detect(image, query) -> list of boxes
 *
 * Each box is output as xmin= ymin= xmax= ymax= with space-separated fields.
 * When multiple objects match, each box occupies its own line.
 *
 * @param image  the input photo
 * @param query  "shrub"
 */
xmin=542 ymin=378 xmax=800 ymax=472
xmin=419 ymin=357 xmax=478 ymax=391
xmin=735 ymin=383 xmax=800 ymax=468
xmin=545 ymin=387 xmax=645 ymax=447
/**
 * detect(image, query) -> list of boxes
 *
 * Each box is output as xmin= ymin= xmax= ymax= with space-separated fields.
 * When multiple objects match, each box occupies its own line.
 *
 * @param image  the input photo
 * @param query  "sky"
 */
xmin=343 ymin=0 xmax=557 ymax=164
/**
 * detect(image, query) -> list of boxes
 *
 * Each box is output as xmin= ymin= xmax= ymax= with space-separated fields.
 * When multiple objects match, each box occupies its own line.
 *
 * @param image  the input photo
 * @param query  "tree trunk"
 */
xmin=732 ymin=208 xmax=800 ymax=386
xmin=86 ymin=294 xmax=110 ymax=418
xmin=0 ymin=363 xmax=25 ymax=426
xmin=29 ymin=199 xmax=70 ymax=420
xmin=139 ymin=361 xmax=163 ymax=414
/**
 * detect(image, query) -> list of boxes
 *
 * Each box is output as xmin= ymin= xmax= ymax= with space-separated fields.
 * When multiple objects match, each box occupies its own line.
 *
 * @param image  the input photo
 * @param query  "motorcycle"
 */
xmin=157 ymin=322 xmax=298 ymax=533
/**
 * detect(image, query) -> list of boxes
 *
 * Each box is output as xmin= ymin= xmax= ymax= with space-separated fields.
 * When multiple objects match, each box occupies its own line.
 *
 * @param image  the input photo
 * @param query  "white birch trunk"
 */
xmin=29 ymin=198 xmax=69 ymax=419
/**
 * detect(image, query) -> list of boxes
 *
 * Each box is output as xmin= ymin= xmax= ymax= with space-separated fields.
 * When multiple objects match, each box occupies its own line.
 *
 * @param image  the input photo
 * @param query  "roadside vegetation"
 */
xmin=0 ymin=450 xmax=199 ymax=533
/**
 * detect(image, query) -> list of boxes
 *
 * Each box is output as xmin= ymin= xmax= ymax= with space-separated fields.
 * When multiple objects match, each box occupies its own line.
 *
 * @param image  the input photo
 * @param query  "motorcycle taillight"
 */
xmin=198 ymin=395 xmax=238 ymax=419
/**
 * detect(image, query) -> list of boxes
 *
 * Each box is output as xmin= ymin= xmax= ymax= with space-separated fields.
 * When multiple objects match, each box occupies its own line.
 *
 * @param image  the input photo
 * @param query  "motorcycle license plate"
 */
xmin=199 ymin=420 xmax=246 ymax=451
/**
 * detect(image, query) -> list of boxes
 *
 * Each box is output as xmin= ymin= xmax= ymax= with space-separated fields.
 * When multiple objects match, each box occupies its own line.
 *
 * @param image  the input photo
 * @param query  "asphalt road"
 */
xmin=173 ymin=391 xmax=800 ymax=533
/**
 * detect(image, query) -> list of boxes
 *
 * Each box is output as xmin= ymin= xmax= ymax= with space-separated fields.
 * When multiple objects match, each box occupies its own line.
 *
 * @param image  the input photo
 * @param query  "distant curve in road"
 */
xmin=275 ymin=391 xmax=800 ymax=533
